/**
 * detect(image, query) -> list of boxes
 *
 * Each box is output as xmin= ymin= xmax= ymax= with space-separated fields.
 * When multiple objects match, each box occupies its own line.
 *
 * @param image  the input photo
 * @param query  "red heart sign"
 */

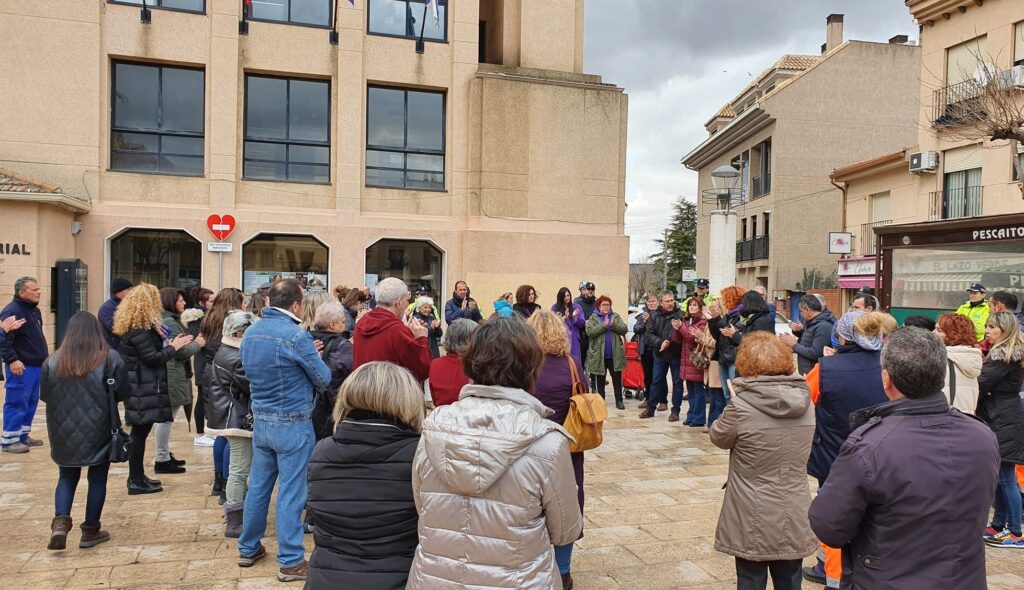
xmin=206 ymin=214 xmax=236 ymax=242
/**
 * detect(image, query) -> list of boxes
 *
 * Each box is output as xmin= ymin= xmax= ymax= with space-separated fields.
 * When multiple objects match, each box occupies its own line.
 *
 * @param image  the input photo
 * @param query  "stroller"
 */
xmin=623 ymin=340 xmax=646 ymax=400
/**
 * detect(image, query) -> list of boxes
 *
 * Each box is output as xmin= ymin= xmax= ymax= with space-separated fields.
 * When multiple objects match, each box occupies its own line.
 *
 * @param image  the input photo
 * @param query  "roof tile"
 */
xmin=0 ymin=167 xmax=63 ymax=194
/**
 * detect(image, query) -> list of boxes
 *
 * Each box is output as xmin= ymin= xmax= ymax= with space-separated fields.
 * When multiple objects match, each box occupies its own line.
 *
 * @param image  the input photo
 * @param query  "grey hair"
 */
xmin=413 ymin=296 xmax=435 ymax=311
xmin=376 ymin=277 xmax=409 ymax=307
xmin=313 ymin=301 xmax=345 ymax=331
xmin=658 ymin=290 xmax=675 ymax=300
xmin=14 ymin=276 xmax=37 ymax=294
xmin=222 ymin=310 xmax=258 ymax=338
xmin=880 ymin=327 xmax=947 ymax=399
xmin=443 ymin=319 xmax=479 ymax=354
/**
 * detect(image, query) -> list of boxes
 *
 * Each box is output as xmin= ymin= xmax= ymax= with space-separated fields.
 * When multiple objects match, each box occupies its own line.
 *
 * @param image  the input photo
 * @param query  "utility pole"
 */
xmin=662 ymin=228 xmax=669 ymax=290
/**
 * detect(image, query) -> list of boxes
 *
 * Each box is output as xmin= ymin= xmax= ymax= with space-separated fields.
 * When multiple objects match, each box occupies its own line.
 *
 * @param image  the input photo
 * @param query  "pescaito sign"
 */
xmin=972 ymin=226 xmax=1024 ymax=241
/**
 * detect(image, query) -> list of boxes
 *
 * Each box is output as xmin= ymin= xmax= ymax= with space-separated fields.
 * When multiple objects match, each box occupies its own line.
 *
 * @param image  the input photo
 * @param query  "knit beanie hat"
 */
xmin=111 ymin=277 xmax=134 ymax=294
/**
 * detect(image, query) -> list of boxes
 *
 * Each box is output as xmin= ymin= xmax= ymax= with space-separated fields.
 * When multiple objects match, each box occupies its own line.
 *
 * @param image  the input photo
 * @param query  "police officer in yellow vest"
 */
xmin=955 ymin=283 xmax=990 ymax=343
xmin=695 ymin=278 xmax=714 ymax=306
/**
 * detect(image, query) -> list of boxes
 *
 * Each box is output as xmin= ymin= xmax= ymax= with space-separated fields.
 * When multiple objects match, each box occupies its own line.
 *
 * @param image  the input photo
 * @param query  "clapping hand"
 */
xmin=720 ymin=325 xmax=737 ymax=338
xmin=659 ymin=340 xmax=670 ymax=352
xmin=313 ymin=339 xmax=325 ymax=353
xmin=408 ymin=317 xmax=429 ymax=339
xmin=169 ymin=334 xmax=194 ymax=351
xmin=0 ymin=316 xmax=25 ymax=333
xmin=778 ymin=333 xmax=797 ymax=347
xmin=431 ymin=319 xmax=441 ymax=329
xmin=671 ymin=319 xmax=682 ymax=330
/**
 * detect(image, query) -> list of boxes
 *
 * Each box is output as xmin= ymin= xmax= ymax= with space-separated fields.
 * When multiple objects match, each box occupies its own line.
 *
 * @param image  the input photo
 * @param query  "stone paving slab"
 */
xmin=3 ymin=399 xmax=1023 ymax=588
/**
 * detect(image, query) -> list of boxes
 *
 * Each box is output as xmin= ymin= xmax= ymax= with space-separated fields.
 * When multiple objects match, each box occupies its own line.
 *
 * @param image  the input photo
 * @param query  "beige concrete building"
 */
xmin=682 ymin=15 xmax=920 ymax=311
xmin=835 ymin=0 xmax=1024 ymax=319
xmin=0 ymin=0 xmax=628 ymax=343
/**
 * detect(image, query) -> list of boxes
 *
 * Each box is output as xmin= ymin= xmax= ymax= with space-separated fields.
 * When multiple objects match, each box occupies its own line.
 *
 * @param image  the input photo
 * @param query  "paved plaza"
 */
xmin=1 ymin=403 xmax=1023 ymax=589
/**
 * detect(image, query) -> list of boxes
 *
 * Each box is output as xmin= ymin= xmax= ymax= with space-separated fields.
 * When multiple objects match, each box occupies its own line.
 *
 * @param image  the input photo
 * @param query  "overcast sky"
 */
xmin=583 ymin=0 xmax=918 ymax=262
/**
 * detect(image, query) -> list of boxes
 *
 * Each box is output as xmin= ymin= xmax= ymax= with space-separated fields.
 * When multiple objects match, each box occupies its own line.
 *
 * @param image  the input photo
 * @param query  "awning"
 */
xmin=839 ymin=275 xmax=876 ymax=289
xmin=900 ymin=272 xmax=981 ymax=292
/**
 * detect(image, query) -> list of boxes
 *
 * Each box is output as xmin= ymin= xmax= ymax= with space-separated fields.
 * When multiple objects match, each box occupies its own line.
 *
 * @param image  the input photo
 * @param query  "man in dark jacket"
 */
xmin=1 ymin=277 xmax=48 ymax=453
xmin=780 ymin=294 xmax=834 ymax=375
xmin=444 ymin=281 xmax=483 ymax=325
xmin=353 ymin=278 xmax=431 ymax=382
xmin=639 ymin=291 xmax=684 ymax=419
xmin=97 ymin=278 xmax=133 ymax=351
xmin=809 ymin=328 xmax=999 ymax=590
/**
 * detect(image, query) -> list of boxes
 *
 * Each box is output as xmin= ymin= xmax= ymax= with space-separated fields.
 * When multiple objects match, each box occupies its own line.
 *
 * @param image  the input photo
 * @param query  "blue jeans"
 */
xmin=992 ymin=461 xmax=1022 ymax=535
xmin=684 ymin=380 xmax=707 ymax=426
xmin=238 ymin=416 xmax=315 ymax=567
xmin=718 ymin=362 xmax=737 ymax=400
xmin=55 ymin=462 xmax=109 ymax=525
xmin=647 ymin=355 xmax=682 ymax=414
xmin=3 ymin=365 xmax=42 ymax=446
xmin=213 ymin=436 xmax=231 ymax=478
xmin=554 ymin=543 xmax=574 ymax=575
xmin=708 ymin=387 xmax=727 ymax=427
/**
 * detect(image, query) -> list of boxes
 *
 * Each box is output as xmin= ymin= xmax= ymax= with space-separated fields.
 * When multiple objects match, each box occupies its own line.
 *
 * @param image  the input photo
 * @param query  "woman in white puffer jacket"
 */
xmin=936 ymin=313 xmax=983 ymax=414
xmin=408 ymin=318 xmax=583 ymax=590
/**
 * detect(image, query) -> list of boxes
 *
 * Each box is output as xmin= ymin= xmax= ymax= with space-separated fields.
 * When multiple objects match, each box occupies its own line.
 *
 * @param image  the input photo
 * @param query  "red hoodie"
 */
xmin=353 ymin=307 xmax=432 ymax=381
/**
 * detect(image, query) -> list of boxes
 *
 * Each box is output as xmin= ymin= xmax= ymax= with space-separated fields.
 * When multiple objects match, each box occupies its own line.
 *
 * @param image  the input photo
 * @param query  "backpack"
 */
xmin=563 ymin=357 xmax=608 ymax=453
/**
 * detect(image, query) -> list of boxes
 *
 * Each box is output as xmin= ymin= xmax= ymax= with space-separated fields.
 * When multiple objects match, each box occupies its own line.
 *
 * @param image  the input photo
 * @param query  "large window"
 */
xmin=109 ymin=0 xmax=205 ymax=13
xmin=892 ymin=243 xmax=1024 ymax=311
xmin=368 ymin=0 xmax=447 ymax=41
xmin=366 ymin=86 xmax=445 ymax=190
xmin=109 ymin=229 xmax=202 ymax=290
xmin=111 ymin=62 xmax=205 ymax=176
xmin=244 ymin=75 xmax=330 ymax=183
xmin=247 ymin=0 xmax=332 ymax=27
xmin=242 ymin=234 xmax=329 ymax=293
xmin=365 ymin=239 xmax=442 ymax=299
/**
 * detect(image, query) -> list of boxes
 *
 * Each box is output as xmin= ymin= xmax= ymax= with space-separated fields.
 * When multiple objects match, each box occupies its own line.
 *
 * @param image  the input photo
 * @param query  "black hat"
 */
xmin=579 ymin=280 xmax=595 ymax=290
xmin=110 ymin=277 xmax=133 ymax=294
xmin=415 ymin=285 xmax=430 ymax=294
xmin=966 ymin=283 xmax=986 ymax=293
xmin=695 ymin=278 xmax=709 ymax=288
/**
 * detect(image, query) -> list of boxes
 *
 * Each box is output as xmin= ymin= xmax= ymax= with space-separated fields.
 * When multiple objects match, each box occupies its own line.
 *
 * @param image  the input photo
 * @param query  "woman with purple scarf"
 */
xmin=552 ymin=287 xmax=586 ymax=364
xmin=584 ymin=295 xmax=628 ymax=410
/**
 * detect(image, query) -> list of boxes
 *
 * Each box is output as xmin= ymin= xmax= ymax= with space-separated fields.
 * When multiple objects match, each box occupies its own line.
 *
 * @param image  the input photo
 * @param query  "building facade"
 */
xmin=837 ymin=0 xmax=1024 ymax=319
xmin=682 ymin=15 xmax=920 ymax=310
xmin=0 ymin=0 xmax=628 ymax=342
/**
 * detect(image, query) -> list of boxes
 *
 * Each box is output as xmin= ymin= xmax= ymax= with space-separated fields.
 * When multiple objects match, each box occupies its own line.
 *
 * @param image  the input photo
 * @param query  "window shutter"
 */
xmin=946 ymin=36 xmax=987 ymax=84
xmin=1016 ymin=22 xmax=1024 ymax=64
xmin=870 ymin=192 xmax=891 ymax=223
xmin=943 ymin=144 xmax=982 ymax=173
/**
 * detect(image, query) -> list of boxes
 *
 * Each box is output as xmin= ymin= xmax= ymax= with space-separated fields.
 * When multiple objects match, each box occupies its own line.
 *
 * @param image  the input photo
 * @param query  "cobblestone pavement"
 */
xmin=2 ymin=401 xmax=1023 ymax=589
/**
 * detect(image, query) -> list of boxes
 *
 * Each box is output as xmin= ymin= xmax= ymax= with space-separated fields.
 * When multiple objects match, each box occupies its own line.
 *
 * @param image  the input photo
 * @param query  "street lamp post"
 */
xmin=702 ymin=165 xmax=744 ymax=292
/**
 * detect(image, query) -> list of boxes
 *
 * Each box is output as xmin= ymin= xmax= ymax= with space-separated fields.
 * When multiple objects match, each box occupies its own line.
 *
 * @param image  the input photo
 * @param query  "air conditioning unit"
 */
xmin=995 ymin=65 xmax=1024 ymax=89
xmin=909 ymin=151 xmax=939 ymax=173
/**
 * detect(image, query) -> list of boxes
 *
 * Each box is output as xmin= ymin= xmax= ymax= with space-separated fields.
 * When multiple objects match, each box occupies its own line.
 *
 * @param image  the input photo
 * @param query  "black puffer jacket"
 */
xmin=120 ymin=328 xmax=176 ymax=426
xmin=709 ymin=309 xmax=743 ymax=365
xmin=309 ymin=330 xmax=354 ymax=440
xmin=791 ymin=311 xmax=835 ymax=375
xmin=306 ymin=411 xmax=420 ymax=590
xmin=642 ymin=304 xmax=684 ymax=360
xmin=976 ymin=345 xmax=1024 ymax=464
xmin=206 ymin=336 xmax=252 ymax=436
xmin=200 ymin=336 xmax=223 ymax=391
xmin=41 ymin=351 xmax=130 ymax=467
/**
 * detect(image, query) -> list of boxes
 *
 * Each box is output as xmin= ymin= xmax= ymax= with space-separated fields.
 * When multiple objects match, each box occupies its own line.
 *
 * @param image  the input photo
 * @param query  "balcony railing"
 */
xmin=932 ymin=78 xmax=985 ymax=127
xmin=751 ymin=173 xmax=772 ymax=199
xmin=736 ymin=236 xmax=770 ymax=262
xmin=860 ymin=220 xmax=891 ymax=255
xmin=929 ymin=186 xmax=983 ymax=220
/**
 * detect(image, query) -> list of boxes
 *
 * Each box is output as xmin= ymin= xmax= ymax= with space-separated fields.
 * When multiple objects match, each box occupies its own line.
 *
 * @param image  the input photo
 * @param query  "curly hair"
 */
xmin=528 ymin=311 xmax=570 ymax=357
xmin=515 ymin=284 xmax=537 ymax=306
xmin=112 ymin=283 xmax=163 ymax=336
xmin=719 ymin=286 xmax=747 ymax=313
xmin=937 ymin=313 xmax=978 ymax=347
xmin=735 ymin=332 xmax=794 ymax=377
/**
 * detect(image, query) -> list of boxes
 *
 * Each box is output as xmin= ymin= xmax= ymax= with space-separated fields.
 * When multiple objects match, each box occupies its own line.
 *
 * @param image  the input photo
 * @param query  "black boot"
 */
xmin=154 ymin=460 xmax=186 ymax=474
xmin=127 ymin=478 xmax=163 ymax=495
xmin=142 ymin=475 xmax=162 ymax=486
xmin=168 ymin=452 xmax=186 ymax=467
xmin=614 ymin=392 xmax=625 ymax=411
xmin=211 ymin=473 xmax=225 ymax=496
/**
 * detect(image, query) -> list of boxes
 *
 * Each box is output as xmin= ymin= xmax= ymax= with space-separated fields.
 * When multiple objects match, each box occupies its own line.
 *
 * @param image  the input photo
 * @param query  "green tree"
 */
xmin=650 ymin=196 xmax=698 ymax=289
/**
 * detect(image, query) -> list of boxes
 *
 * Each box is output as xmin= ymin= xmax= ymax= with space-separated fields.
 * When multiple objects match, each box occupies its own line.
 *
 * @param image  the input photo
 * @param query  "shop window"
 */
xmin=247 ymin=0 xmax=332 ymax=27
xmin=365 ymin=239 xmax=443 ymax=299
xmin=891 ymin=243 xmax=1024 ymax=311
xmin=242 ymin=234 xmax=329 ymax=293
xmin=244 ymin=75 xmax=330 ymax=184
xmin=366 ymin=86 xmax=445 ymax=190
xmin=109 ymin=0 xmax=205 ymax=13
xmin=109 ymin=229 xmax=202 ymax=290
xmin=368 ymin=0 xmax=446 ymax=41
xmin=111 ymin=62 xmax=205 ymax=176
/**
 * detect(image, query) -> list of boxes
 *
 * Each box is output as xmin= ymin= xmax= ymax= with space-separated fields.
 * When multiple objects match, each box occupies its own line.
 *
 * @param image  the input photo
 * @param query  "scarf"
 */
xmin=835 ymin=310 xmax=882 ymax=351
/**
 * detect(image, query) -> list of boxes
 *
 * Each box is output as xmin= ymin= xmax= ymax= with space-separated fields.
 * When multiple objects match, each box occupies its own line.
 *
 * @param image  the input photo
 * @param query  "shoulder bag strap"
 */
xmin=566 ymin=357 xmax=585 ymax=396
xmin=947 ymin=359 xmax=957 ymax=406
xmin=104 ymin=356 xmax=121 ymax=433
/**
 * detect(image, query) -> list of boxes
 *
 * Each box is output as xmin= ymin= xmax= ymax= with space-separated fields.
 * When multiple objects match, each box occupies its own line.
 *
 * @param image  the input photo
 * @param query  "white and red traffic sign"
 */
xmin=206 ymin=214 xmax=236 ymax=242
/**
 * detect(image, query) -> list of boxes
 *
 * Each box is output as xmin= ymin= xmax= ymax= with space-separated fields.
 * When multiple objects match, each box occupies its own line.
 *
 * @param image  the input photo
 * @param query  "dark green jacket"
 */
xmin=161 ymin=310 xmax=200 ymax=408
xmin=584 ymin=312 xmax=627 ymax=374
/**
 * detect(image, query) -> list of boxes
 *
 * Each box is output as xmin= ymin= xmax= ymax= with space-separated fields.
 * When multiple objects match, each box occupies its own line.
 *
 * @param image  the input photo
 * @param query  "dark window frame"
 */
xmin=243 ymin=73 xmax=332 ymax=185
xmin=367 ymin=0 xmax=449 ymax=43
xmin=365 ymin=85 xmax=447 ymax=192
xmin=246 ymin=0 xmax=334 ymax=29
xmin=242 ymin=232 xmax=331 ymax=291
xmin=109 ymin=228 xmax=203 ymax=291
xmin=109 ymin=60 xmax=206 ymax=177
xmin=107 ymin=0 xmax=206 ymax=15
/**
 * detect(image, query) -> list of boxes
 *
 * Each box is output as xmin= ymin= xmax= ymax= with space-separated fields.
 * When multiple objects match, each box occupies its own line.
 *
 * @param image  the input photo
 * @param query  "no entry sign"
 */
xmin=207 ymin=214 xmax=236 ymax=242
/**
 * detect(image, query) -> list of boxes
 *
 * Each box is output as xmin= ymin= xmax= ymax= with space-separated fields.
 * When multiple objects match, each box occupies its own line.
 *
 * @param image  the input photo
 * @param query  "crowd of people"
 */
xmin=1 ymin=271 xmax=1024 ymax=589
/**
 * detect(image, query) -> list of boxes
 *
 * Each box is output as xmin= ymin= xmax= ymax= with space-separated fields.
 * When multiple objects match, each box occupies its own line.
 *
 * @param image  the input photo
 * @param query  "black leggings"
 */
xmin=595 ymin=357 xmax=623 ymax=400
xmin=194 ymin=386 xmax=206 ymax=434
xmin=640 ymin=350 xmax=654 ymax=396
xmin=128 ymin=423 xmax=153 ymax=481
xmin=735 ymin=558 xmax=802 ymax=590
xmin=55 ymin=462 xmax=110 ymax=525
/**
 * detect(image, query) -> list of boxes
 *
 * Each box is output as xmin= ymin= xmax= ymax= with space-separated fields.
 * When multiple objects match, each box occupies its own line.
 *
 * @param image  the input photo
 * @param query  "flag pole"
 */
xmin=329 ymin=0 xmax=339 ymax=44
xmin=415 ymin=1 xmax=428 ymax=54
xmin=239 ymin=0 xmax=249 ymax=35
xmin=141 ymin=0 xmax=151 ymax=24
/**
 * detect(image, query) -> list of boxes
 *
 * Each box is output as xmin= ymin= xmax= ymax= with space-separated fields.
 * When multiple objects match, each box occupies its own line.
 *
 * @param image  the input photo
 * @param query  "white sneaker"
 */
xmin=194 ymin=434 xmax=215 ymax=447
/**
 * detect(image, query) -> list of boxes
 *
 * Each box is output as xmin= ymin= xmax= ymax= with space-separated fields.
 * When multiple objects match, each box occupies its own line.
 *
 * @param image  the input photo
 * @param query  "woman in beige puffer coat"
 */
xmin=936 ymin=313 xmax=983 ymax=414
xmin=408 ymin=319 xmax=583 ymax=590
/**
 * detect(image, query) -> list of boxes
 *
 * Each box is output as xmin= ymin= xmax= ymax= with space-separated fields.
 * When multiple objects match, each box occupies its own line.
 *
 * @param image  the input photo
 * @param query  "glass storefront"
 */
xmin=242 ymin=233 xmax=329 ymax=293
xmin=891 ymin=242 xmax=1024 ymax=313
xmin=109 ymin=228 xmax=202 ymax=290
xmin=364 ymin=239 xmax=443 ymax=299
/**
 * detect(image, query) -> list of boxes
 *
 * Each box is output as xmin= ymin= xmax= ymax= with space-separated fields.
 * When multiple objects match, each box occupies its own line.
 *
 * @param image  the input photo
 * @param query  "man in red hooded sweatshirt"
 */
xmin=354 ymin=277 xmax=432 ymax=381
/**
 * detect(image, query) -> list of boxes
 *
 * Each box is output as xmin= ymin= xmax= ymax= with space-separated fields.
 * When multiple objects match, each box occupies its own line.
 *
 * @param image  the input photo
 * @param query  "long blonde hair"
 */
xmin=528 ymin=310 xmax=569 ymax=357
xmin=299 ymin=290 xmax=331 ymax=331
xmin=332 ymin=362 xmax=425 ymax=431
xmin=987 ymin=312 xmax=1024 ymax=363
xmin=112 ymin=283 xmax=162 ymax=336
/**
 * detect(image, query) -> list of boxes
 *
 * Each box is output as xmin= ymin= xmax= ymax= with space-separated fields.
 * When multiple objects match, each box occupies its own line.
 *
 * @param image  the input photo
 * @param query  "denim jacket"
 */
xmin=240 ymin=307 xmax=332 ymax=421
